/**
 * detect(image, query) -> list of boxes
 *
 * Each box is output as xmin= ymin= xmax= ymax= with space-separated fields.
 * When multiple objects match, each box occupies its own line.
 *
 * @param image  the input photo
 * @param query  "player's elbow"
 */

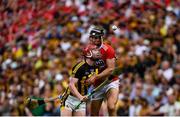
xmin=68 ymin=83 xmax=74 ymax=90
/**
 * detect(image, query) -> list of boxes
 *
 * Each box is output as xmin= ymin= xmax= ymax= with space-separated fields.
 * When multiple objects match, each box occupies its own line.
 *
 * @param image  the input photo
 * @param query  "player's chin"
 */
xmin=95 ymin=43 xmax=101 ymax=47
xmin=94 ymin=41 xmax=101 ymax=45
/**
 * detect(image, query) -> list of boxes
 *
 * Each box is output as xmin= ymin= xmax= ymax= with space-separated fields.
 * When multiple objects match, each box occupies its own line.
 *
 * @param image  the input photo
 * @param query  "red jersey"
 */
xmin=98 ymin=43 xmax=115 ymax=71
xmin=94 ymin=43 xmax=118 ymax=86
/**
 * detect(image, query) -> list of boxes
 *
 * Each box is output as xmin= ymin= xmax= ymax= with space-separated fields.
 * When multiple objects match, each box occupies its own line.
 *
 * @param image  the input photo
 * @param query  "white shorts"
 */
xmin=91 ymin=80 xmax=119 ymax=100
xmin=64 ymin=95 xmax=86 ymax=112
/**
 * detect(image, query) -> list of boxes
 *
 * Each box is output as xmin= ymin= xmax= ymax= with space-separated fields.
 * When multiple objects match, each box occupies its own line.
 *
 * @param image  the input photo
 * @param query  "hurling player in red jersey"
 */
xmin=86 ymin=26 xmax=119 ymax=116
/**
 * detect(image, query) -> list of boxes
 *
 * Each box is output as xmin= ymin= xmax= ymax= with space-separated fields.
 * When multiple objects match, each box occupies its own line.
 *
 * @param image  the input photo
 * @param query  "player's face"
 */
xmin=89 ymin=36 xmax=102 ymax=47
xmin=91 ymin=49 xmax=101 ymax=59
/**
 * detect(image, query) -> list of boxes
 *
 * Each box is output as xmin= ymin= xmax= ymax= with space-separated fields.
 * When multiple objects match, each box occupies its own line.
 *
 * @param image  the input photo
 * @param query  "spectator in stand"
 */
xmin=159 ymin=88 xmax=180 ymax=116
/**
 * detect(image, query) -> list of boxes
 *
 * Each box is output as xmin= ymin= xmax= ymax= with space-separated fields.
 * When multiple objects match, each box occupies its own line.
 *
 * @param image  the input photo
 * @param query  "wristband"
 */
xmin=58 ymin=95 xmax=62 ymax=99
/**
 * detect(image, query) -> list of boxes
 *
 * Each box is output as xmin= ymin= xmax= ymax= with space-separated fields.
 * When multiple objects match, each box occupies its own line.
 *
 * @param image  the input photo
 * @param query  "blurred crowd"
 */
xmin=0 ymin=0 xmax=180 ymax=116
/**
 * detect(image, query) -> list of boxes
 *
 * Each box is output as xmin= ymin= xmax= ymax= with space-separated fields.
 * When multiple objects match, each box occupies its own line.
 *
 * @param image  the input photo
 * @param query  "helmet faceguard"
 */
xmin=89 ymin=26 xmax=104 ymax=47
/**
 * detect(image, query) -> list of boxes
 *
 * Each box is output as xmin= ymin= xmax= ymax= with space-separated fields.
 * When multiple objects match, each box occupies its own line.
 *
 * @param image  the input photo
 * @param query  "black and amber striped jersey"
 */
xmin=71 ymin=60 xmax=98 ymax=96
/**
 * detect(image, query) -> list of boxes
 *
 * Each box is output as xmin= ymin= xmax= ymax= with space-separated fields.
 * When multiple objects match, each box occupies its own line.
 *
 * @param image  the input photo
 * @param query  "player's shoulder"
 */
xmin=72 ymin=61 xmax=86 ymax=73
xmin=101 ymin=43 xmax=115 ymax=51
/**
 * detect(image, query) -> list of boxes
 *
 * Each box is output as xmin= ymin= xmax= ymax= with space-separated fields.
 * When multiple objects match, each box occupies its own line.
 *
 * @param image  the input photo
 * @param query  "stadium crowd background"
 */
xmin=0 ymin=0 xmax=180 ymax=116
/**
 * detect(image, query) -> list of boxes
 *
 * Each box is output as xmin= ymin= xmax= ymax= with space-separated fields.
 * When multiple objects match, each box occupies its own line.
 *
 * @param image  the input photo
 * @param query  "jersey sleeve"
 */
xmin=106 ymin=45 xmax=115 ymax=59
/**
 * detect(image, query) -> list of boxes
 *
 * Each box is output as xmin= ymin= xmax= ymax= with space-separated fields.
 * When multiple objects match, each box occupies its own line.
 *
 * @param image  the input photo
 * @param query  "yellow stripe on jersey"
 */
xmin=72 ymin=61 xmax=85 ymax=75
xmin=95 ymin=68 xmax=98 ymax=75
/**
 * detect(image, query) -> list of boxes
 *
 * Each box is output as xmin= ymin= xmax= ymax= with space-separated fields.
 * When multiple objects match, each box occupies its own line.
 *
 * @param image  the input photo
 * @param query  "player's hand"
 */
xmin=79 ymin=95 xmax=88 ymax=102
xmin=86 ymin=75 xmax=96 ymax=84
xmin=24 ymin=98 xmax=31 ymax=106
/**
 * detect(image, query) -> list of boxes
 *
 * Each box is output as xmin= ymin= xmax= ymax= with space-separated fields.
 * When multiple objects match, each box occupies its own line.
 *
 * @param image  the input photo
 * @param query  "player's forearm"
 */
xmin=96 ymin=67 xmax=114 ymax=80
xmin=44 ymin=96 xmax=59 ymax=103
xmin=69 ymin=83 xmax=83 ymax=100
